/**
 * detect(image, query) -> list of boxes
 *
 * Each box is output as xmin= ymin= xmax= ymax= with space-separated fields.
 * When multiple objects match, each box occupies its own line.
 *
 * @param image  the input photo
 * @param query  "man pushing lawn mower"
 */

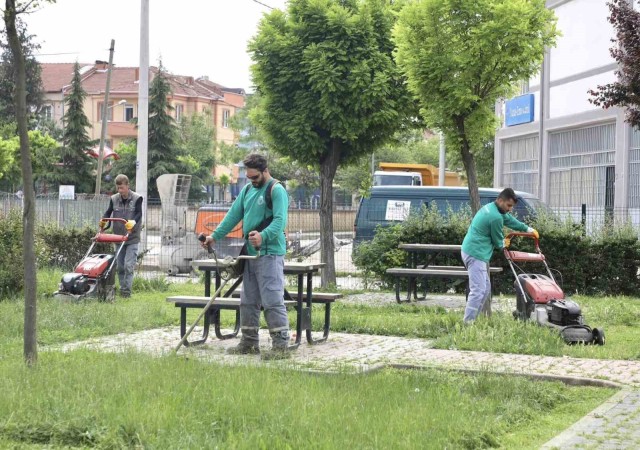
xmin=461 ymin=188 xmax=537 ymax=323
xmin=100 ymin=174 xmax=142 ymax=298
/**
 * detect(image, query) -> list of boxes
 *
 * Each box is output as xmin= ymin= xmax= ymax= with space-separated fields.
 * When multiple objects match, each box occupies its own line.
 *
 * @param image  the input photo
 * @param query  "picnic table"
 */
xmin=386 ymin=243 xmax=502 ymax=303
xmin=167 ymin=259 xmax=341 ymax=349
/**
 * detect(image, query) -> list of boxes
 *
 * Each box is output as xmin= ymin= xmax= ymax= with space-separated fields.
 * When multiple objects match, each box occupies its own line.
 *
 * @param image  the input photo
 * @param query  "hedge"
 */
xmin=353 ymin=205 xmax=640 ymax=296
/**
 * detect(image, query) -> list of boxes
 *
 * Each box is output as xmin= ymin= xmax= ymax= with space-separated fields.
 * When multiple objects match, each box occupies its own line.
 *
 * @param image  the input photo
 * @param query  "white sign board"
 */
xmin=59 ymin=185 xmax=75 ymax=200
xmin=385 ymin=200 xmax=411 ymax=221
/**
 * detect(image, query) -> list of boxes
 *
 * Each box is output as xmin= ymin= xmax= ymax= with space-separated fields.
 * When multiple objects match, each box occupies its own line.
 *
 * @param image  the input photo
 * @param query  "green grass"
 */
xmin=0 ymin=268 xmax=629 ymax=447
xmin=325 ymin=296 xmax=640 ymax=360
xmin=0 ymin=351 xmax=613 ymax=449
xmin=3 ymin=269 xmax=640 ymax=362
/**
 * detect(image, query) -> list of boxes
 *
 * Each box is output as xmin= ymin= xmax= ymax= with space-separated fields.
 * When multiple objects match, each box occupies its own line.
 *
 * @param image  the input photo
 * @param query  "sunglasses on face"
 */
xmin=247 ymin=173 xmax=262 ymax=181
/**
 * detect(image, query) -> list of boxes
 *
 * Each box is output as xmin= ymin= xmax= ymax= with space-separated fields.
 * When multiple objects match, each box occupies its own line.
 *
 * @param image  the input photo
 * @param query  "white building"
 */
xmin=494 ymin=0 xmax=640 ymax=224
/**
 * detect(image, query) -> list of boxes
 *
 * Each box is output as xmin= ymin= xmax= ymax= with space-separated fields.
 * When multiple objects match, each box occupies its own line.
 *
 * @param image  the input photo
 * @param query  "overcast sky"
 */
xmin=20 ymin=0 xmax=288 ymax=91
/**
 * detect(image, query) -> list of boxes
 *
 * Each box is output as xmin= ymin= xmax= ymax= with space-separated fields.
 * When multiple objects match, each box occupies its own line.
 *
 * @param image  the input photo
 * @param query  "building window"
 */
xmin=548 ymin=123 xmax=616 ymax=208
xmin=42 ymin=104 xmax=53 ymax=120
xmin=175 ymin=104 xmax=184 ymax=123
xmin=502 ymin=135 xmax=539 ymax=197
xmin=519 ymin=80 xmax=530 ymax=95
xmin=222 ymin=109 xmax=230 ymax=128
xmin=124 ymin=103 xmax=134 ymax=122
xmin=98 ymin=101 xmax=113 ymax=121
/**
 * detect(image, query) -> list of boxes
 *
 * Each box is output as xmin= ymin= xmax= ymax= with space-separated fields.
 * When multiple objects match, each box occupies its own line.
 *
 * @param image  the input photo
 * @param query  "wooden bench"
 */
xmin=229 ymin=291 xmax=343 ymax=303
xmin=166 ymin=295 xmax=296 ymax=346
xmin=386 ymin=266 xmax=503 ymax=303
xmin=228 ymin=290 xmax=343 ymax=343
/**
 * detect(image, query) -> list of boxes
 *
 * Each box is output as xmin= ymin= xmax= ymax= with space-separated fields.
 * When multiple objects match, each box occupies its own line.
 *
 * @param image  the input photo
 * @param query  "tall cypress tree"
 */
xmin=60 ymin=61 xmax=94 ymax=192
xmin=147 ymin=61 xmax=180 ymax=198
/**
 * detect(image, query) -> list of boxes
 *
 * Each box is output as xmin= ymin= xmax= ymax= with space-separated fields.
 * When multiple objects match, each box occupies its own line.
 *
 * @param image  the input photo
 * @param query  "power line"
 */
xmin=34 ymin=52 xmax=80 ymax=56
xmin=251 ymin=0 xmax=274 ymax=10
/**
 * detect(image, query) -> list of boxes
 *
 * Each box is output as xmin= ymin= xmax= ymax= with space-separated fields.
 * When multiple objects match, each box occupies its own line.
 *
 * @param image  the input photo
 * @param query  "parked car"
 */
xmin=353 ymin=186 xmax=550 ymax=246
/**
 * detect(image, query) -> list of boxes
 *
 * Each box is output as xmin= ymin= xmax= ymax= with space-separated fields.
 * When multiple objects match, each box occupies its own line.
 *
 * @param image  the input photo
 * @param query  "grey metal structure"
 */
xmin=157 ymin=174 xmax=201 ymax=275
xmin=494 ymin=0 xmax=640 ymax=227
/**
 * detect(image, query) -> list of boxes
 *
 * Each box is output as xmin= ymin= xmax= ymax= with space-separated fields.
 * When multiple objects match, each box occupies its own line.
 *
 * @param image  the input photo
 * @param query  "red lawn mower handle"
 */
xmin=503 ymin=232 xmax=545 ymax=262
xmin=95 ymin=218 xmax=131 ymax=242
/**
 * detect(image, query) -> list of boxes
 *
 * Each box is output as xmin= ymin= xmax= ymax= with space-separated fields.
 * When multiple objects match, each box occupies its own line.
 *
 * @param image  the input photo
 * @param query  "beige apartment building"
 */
xmin=40 ymin=62 xmax=245 ymax=189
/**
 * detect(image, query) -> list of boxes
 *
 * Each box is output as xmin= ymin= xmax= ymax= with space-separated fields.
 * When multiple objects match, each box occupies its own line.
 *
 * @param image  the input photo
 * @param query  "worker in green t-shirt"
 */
xmin=461 ymin=188 xmax=538 ymax=323
xmin=201 ymin=153 xmax=290 ymax=359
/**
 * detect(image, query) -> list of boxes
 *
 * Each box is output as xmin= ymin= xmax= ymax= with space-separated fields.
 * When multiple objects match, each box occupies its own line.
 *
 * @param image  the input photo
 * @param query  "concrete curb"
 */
xmin=389 ymin=363 xmax=624 ymax=389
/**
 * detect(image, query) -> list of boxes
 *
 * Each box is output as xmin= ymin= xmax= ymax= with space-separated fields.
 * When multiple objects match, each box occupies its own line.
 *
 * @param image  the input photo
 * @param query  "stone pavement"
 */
xmin=57 ymin=293 xmax=640 ymax=449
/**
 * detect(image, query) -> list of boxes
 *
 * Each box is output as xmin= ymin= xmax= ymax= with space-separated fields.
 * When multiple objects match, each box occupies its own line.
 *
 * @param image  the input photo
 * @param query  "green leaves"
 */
xmin=249 ymin=0 xmax=416 ymax=165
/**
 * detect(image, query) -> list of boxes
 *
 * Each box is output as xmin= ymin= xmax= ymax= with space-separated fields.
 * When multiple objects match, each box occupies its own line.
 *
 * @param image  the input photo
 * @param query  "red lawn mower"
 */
xmin=53 ymin=218 xmax=130 ymax=302
xmin=504 ymin=232 xmax=605 ymax=345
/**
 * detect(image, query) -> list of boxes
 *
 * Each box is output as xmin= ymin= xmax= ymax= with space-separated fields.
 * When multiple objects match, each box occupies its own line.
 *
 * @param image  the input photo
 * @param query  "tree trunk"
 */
xmin=5 ymin=0 xmax=38 ymax=365
xmin=454 ymin=116 xmax=481 ymax=215
xmin=319 ymin=139 xmax=341 ymax=287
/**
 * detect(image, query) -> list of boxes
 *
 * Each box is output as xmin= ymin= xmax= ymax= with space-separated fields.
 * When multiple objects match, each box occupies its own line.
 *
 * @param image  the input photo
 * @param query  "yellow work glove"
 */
xmin=99 ymin=219 xmax=107 ymax=228
xmin=503 ymin=237 xmax=511 ymax=248
xmin=125 ymin=220 xmax=136 ymax=232
xmin=527 ymin=227 xmax=539 ymax=239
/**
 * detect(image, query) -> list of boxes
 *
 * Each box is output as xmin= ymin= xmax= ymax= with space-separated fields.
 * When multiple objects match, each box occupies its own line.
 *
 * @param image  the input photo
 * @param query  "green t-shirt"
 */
xmin=211 ymin=180 xmax=288 ymax=256
xmin=461 ymin=201 xmax=529 ymax=262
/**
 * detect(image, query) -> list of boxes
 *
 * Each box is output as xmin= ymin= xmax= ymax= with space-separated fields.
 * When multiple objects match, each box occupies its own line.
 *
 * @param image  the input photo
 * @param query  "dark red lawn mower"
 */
xmin=504 ymin=232 xmax=605 ymax=345
xmin=53 ymin=218 xmax=130 ymax=302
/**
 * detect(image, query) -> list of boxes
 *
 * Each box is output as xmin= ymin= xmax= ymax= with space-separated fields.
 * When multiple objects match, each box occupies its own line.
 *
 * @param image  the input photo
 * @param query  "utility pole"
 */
xmin=136 ymin=0 xmax=149 ymax=251
xmin=95 ymin=39 xmax=115 ymax=196
xmin=439 ymin=132 xmax=445 ymax=186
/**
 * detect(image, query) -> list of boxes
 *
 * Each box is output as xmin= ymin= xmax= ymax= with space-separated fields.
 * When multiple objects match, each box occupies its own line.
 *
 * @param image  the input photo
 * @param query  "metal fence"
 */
xmin=0 ymin=192 xmax=362 ymax=287
xmin=3 ymin=192 xmax=638 ymax=290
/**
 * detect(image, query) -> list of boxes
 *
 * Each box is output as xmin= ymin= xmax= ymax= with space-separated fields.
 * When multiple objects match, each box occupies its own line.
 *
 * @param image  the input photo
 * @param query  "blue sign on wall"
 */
xmin=505 ymin=94 xmax=535 ymax=126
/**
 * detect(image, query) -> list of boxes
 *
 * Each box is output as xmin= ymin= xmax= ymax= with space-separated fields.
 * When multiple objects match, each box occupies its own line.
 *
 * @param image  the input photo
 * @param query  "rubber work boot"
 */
xmin=261 ymin=330 xmax=292 ymax=360
xmin=226 ymin=340 xmax=260 ymax=355
xmin=226 ymin=328 xmax=260 ymax=355
xmin=261 ymin=347 xmax=291 ymax=360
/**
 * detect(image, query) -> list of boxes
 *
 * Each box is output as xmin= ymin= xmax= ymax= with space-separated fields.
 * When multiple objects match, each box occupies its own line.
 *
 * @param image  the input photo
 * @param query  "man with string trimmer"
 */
xmin=201 ymin=153 xmax=291 ymax=360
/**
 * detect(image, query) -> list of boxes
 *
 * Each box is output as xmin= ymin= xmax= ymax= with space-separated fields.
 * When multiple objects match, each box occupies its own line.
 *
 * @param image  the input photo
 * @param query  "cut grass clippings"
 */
xmin=0 ymin=351 xmax=614 ymax=449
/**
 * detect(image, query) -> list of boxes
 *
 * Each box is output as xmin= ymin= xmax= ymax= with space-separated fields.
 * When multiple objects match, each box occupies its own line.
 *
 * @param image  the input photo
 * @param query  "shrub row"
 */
xmin=0 ymin=212 xmax=110 ymax=296
xmin=353 ymin=206 xmax=640 ymax=296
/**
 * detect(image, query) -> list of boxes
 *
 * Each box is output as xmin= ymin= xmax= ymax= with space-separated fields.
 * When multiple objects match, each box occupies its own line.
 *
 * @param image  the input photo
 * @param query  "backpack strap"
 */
xmin=265 ymin=178 xmax=280 ymax=210
xmin=255 ymin=179 xmax=282 ymax=233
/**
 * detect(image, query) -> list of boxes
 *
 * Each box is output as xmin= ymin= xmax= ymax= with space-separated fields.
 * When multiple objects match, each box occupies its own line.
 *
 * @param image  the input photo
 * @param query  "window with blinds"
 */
xmin=548 ymin=123 xmax=616 ymax=207
xmin=501 ymin=135 xmax=539 ymax=196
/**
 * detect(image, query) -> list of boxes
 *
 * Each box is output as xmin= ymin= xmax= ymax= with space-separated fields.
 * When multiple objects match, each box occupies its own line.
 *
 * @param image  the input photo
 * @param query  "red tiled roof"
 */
xmin=41 ymin=63 xmax=227 ymax=101
xmin=40 ymin=62 xmax=94 ymax=92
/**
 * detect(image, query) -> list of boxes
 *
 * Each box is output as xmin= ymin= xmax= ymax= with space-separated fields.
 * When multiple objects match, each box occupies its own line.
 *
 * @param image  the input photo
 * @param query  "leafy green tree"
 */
xmin=109 ymin=140 xmax=137 ymax=190
xmin=60 ymin=61 xmax=94 ymax=192
xmin=0 ymin=130 xmax=59 ymax=189
xmin=217 ymin=173 xmax=230 ymax=201
xmin=250 ymin=0 xmax=418 ymax=286
xmin=3 ymin=0 xmax=57 ymax=366
xmin=147 ymin=62 xmax=182 ymax=198
xmin=393 ymin=0 xmax=557 ymax=213
xmin=177 ymin=110 xmax=216 ymax=200
xmin=589 ymin=0 xmax=640 ymax=127
xmin=0 ymin=18 xmax=43 ymax=126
